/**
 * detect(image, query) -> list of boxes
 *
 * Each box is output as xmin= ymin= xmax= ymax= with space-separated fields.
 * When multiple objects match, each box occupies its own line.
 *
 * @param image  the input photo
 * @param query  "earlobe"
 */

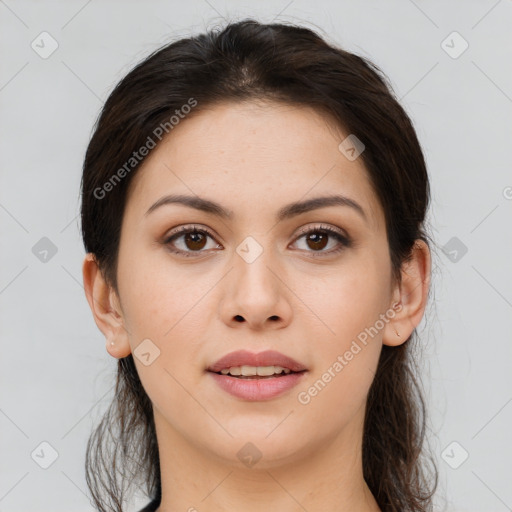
xmin=82 ymin=253 xmax=132 ymax=358
xmin=383 ymin=240 xmax=431 ymax=347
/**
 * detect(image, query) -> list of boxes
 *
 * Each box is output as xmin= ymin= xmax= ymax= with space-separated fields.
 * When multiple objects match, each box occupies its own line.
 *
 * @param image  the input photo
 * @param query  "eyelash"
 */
xmin=162 ymin=223 xmax=351 ymax=259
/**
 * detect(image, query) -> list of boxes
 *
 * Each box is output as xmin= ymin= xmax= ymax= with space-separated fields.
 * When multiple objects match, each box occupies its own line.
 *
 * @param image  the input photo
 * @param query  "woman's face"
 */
xmin=110 ymin=100 xmax=401 ymax=466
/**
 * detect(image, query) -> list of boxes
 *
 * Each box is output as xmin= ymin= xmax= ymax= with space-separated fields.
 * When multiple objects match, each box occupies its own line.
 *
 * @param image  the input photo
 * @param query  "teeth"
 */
xmin=219 ymin=365 xmax=292 ymax=376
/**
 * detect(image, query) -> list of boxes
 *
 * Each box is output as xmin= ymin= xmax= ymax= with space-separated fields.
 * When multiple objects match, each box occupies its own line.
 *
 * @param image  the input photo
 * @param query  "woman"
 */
xmin=81 ymin=18 xmax=437 ymax=512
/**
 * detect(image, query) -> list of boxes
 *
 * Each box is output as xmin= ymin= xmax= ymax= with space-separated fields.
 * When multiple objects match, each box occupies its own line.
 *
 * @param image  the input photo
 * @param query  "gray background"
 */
xmin=1 ymin=1 xmax=511 ymax=511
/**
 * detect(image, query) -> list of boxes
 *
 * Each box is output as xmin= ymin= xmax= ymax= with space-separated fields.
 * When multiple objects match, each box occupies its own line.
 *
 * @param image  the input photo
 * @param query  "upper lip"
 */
xmin=207 ymin=350 xmax=307 ymax=373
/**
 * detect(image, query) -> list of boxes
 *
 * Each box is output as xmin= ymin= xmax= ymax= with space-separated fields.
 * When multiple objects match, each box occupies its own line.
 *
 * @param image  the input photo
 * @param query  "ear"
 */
xmin=382 ymin=239 xmax=431 ymax=347
xmin=82 ymin=253 xmax=132 ymax=358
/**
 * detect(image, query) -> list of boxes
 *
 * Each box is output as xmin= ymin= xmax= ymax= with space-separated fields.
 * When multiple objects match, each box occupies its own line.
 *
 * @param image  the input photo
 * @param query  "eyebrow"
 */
xmin=145 ymin=193 xmax=368 ymax=223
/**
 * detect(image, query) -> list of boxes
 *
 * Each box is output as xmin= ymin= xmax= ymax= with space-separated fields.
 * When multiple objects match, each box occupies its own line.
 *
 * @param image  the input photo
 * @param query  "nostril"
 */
xmin=234 ymin=315 xmax=244 ymax=322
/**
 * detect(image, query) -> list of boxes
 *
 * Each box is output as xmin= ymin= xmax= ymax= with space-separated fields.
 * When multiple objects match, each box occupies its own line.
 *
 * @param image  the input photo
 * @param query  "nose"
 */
xmin=218 ymin=245 xmax=293 ymax=331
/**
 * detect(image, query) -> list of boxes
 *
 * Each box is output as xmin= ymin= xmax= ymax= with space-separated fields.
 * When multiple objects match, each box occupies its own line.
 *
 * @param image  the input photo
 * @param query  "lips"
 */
xmin=207 ymin=349 xmax=307 ymax=374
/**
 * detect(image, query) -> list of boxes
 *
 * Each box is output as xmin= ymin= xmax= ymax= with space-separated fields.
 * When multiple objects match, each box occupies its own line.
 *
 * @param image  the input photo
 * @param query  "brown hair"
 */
xmin=81 ymin=18 xmax=437 ymax=512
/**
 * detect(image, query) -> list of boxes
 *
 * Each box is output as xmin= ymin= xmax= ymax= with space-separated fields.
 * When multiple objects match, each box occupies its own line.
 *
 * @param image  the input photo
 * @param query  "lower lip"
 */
xmin=208 ymin=371 xmax=307 ymax=401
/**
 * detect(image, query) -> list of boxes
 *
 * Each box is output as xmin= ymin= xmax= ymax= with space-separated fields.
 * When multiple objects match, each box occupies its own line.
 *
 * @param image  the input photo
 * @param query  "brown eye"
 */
xmin=293 ymin=224 xmax=351 ymax=256
xmin=182 ymin=231 xmax=207 ymax=251
xmin=304 ymin=232 xmax=329 ymax=251
xmin=164 ymin=225 xmax=220 ymax=257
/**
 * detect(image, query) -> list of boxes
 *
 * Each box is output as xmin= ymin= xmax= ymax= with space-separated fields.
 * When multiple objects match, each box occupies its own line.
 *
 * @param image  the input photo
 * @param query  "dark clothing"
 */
xmin=139 ymin=497 xmax=160 ymax=511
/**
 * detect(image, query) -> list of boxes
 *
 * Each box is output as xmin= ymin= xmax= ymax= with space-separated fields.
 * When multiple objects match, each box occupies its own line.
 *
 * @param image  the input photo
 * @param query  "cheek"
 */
xmin=292 ymin=255 xmax=388 ymax=405
xmin=117 ymin=249 xmax=217 ymax=376
xmin=120 ymin=259 xmax=212 ymax=422
xmin=117 ymin=243 xmax=193 ymax=335
xmin=297 ymin=344 xmax=380 ymax=431
xmin=295 ymin=255 xmax=389 ymax=340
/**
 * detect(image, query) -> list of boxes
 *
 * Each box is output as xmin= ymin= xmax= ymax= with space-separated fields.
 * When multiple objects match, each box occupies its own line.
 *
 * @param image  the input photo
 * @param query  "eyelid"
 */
xmin=164 ymin=223 xmax=219 ymax=241
xmin=293 ymin=223 xmax=348 ymax=239
xmin=164 ymin=222 xmax=348 ymax=241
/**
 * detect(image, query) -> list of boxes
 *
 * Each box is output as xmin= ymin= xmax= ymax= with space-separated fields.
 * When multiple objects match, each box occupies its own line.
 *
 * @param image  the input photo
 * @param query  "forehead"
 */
xmin=125 ymin=100 xmax=383 ymax=232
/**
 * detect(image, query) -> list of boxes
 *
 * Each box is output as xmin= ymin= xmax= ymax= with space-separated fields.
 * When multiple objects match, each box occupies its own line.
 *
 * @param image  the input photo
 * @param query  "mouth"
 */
xmin=206 ymin=350 xmax=308 ymax=401
xmin=207 ymin=349 xmax=308 ymax=374
xmin=209 ymin=366 xmax=306 ymax=379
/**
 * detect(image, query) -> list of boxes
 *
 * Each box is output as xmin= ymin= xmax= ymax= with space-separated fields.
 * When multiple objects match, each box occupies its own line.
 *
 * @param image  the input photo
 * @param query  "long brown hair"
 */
xmin=81 ymin=18 xmax=438 ymax=511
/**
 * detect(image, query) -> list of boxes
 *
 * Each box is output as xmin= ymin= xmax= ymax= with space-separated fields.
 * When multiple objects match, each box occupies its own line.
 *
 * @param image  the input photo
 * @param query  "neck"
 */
xmin=152 ymin=407 xmax=381 ymax=512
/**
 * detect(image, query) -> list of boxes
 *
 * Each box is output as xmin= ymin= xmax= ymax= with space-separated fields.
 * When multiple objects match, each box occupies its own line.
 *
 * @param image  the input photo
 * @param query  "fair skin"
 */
xmin=83 ymin=100 xmax=430 ymax=512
